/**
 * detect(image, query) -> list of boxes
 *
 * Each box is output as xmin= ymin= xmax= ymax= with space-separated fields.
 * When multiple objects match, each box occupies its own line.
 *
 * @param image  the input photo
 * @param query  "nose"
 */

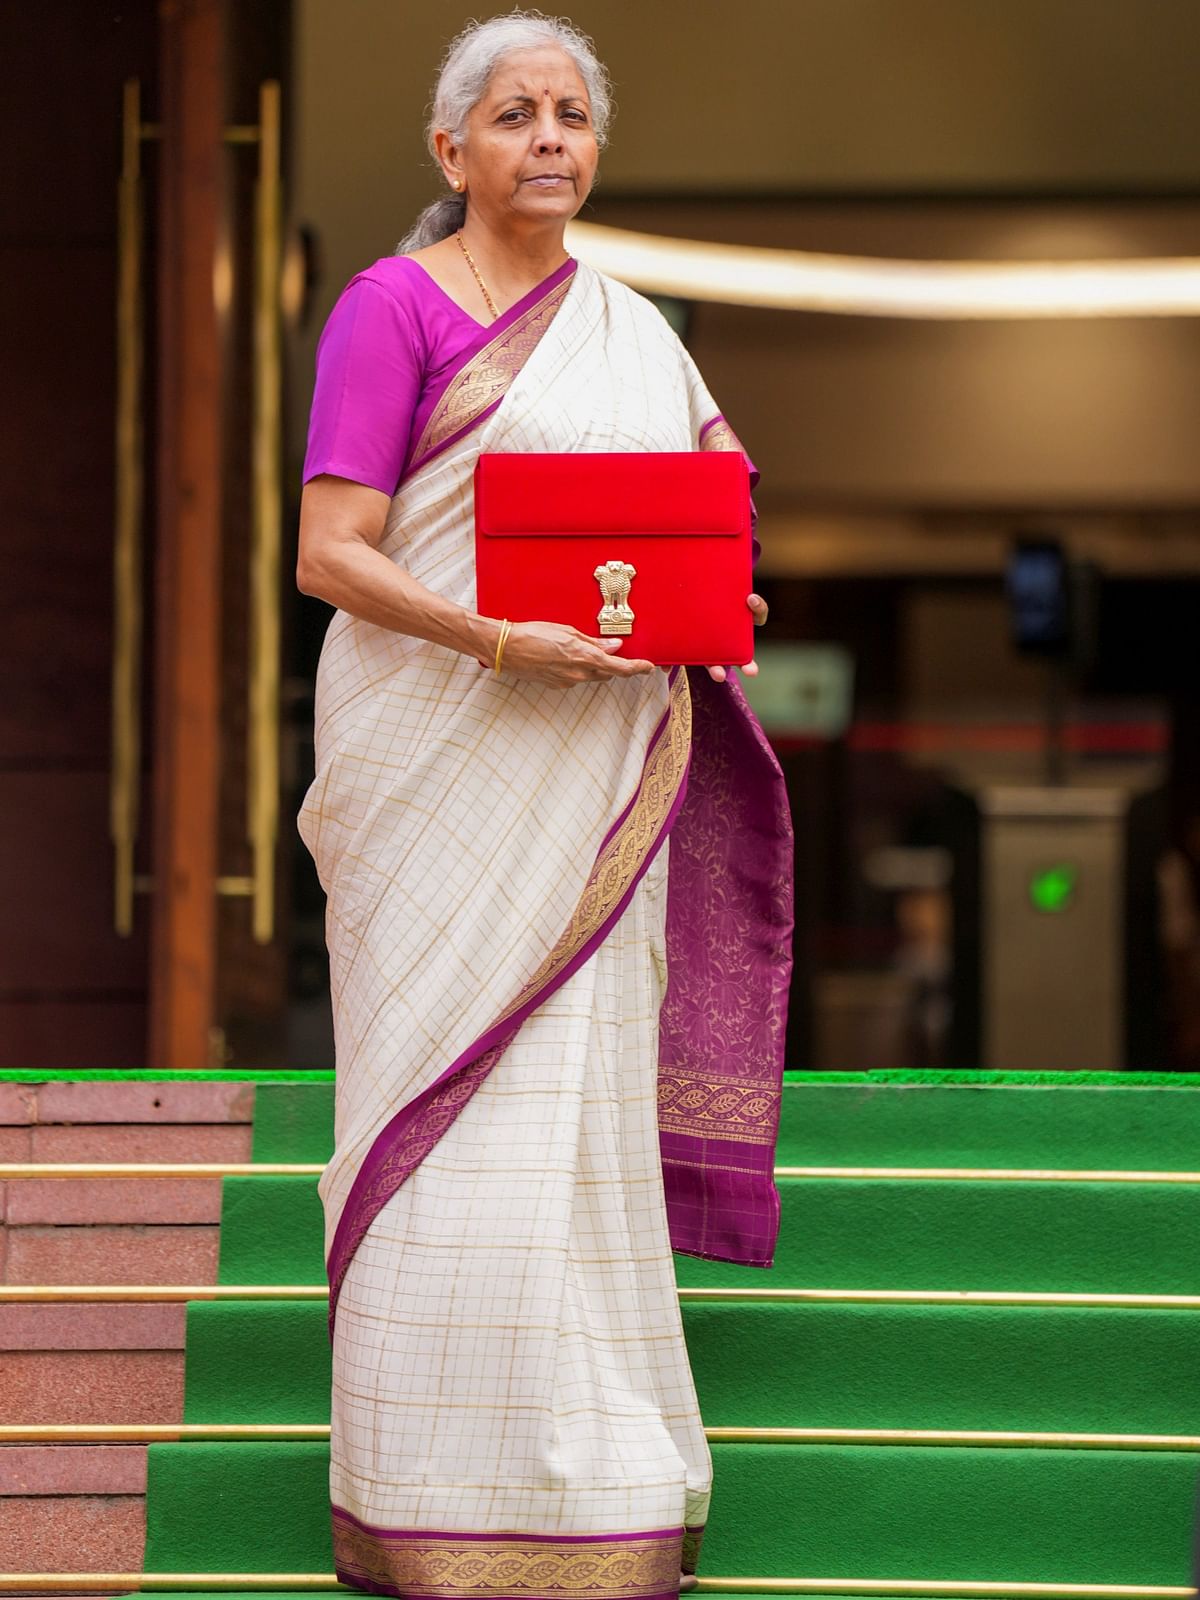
xmin=532 ymin=101 xmax=564 ymax=154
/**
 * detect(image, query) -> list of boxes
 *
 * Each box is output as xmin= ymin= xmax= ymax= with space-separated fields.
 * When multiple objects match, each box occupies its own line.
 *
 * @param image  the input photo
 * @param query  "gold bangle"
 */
xmin=493 ymin=618 xmax=513 ymax=674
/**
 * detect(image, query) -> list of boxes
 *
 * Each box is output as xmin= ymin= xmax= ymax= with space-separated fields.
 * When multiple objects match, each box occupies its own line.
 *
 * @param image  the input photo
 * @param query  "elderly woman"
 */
xmin=296 ymin=13 xmax=793 ymax=1600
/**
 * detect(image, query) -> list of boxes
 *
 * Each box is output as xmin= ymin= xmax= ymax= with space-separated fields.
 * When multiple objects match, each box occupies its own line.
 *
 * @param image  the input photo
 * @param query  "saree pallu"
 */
xmin=297 ymin=259 xmax=793 ymax=1600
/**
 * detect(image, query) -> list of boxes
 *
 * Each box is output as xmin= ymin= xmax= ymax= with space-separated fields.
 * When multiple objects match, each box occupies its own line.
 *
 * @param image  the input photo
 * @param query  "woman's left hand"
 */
xmin=707 ymin=593 xmax=768 ymax=683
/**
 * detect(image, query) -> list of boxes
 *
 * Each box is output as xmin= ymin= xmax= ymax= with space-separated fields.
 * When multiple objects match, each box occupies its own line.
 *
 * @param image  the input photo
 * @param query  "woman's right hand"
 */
xmin=483 ymin=621 xmax=656 ymax=686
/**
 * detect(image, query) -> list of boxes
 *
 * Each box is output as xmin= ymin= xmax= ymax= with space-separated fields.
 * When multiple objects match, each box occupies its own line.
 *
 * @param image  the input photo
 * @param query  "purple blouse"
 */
xmin=302 ymin=255 xmax=497 ymax=497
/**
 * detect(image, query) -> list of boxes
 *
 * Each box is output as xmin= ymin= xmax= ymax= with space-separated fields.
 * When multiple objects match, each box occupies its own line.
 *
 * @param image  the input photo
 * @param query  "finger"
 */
xmin=707 ymin=665 xmax=727 ymax=683
xmin=741 ymin=660 xmax=759 ymax=677
xmin=603 ymin=656 xmax=655 ymax=676
xmin=747 ymin=594 xmax=769 ymax=624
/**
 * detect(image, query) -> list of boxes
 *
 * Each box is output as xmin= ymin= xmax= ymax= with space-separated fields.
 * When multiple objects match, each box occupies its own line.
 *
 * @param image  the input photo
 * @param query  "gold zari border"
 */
xmin=658 ymin=1070 xmax=780 ymax=1144
xmin=493 ymin=669 xmax=692 ymax=1031
xmin=699 ymin=417 xmax=747 ymax=458
xmin=333 ymin=1522 xmax=680 ymax=1599
xmin=410 ymin=275 xmax=574 ymax=464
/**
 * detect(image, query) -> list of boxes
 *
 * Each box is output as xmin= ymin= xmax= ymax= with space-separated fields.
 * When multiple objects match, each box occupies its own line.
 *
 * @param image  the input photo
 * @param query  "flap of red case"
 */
xmin=475 ymin=451 xmax=749 ymax=537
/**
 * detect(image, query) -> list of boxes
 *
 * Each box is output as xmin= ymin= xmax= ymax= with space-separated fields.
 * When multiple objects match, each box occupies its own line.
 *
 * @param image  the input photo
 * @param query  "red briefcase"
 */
xmin=473 ymin=451 xmax=754 ymax=668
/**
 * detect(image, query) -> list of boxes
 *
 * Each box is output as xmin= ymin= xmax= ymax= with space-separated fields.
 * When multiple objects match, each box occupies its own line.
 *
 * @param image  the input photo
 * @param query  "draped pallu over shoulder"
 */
xmin=300 ymin=258 xmax=793 ymax=1343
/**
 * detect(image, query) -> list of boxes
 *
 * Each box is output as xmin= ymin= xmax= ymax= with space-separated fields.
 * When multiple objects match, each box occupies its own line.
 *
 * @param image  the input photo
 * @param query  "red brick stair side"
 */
xmin=0 ymin=1079 xmax=256 ymax=1588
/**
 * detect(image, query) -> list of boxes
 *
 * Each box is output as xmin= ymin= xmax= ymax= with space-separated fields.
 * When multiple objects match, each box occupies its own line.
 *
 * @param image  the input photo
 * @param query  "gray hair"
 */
xmin=396 ymin=10 xmax=613 ymax=253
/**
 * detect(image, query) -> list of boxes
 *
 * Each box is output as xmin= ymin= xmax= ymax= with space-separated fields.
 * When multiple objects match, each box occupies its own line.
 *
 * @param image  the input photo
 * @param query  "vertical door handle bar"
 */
xmin=111 ymin=79 xmax=148 ymax=936
xmin=247 ymin=81 xmax=283 ymax=943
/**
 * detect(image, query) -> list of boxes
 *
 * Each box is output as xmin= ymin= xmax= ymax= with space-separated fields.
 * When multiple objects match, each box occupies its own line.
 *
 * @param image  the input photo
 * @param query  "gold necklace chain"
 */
xmin=454 ymin=231 xmax=499 ymax=321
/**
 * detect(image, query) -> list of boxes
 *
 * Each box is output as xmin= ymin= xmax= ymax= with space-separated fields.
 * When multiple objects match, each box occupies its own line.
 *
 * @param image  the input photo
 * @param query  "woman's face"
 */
xmin=443 ymin=46 xmax=599 ymax=230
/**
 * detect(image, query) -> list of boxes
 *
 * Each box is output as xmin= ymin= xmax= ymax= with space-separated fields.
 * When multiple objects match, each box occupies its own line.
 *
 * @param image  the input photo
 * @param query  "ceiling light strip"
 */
xmin=566 ymin=219 xmax=1200 ymax=319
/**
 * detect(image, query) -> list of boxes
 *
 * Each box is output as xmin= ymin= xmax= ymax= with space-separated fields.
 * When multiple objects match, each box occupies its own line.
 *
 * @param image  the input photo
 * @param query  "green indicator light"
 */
xmin=1029 ymin=863 xmax=1078 ymax=914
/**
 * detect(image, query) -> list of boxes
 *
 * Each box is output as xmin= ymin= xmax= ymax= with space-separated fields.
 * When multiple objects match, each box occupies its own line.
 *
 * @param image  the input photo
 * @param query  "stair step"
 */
xmin=139 ymin=1440 xmax=1195 ymax=1586
xmin=179 ymin=1297 xmax=1200 ymax=1436
xmin=686 ymin=1177 xmax=1200 ymax=1293
xmin=0 ymin=1350 xmax=183 ymax=1426
xmin=0 ymin=1304 xmax=185 ymax=1351
xmin=0 ymin=1082 xmax=254 ymax=1128
xmin=216 ymin=1172 xmax=1200 ymax=1294
xmin=0 ymin=1493 xmax=144 ymax=1575
xmin=0 ymin=1446 xmax=147 ymax=1495
xmin=4 ymin=1180 xmax=221 ymax=1227
xmin=248 ymin=1077 xmax=1200 ymax=1170
xmin=28 ymin=1126 xmax=251 ymax=1164
xmin=5 ymin=1226 xmax=218 ymax=1287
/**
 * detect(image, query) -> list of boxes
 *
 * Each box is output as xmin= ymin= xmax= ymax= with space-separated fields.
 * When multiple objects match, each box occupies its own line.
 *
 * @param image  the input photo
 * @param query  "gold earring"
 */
xmin=451 ymin=179 xmax=463 ymax=192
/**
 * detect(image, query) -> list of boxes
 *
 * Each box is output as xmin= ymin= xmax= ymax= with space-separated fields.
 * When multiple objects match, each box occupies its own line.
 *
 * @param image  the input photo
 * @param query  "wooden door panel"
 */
xmin=0 ymin=1003 xmax=145 ymax=1073
xmin=0 ymin=774 xmax=148 ymax=991
xmin=1 ymin=6 xmax=158 ymax=1064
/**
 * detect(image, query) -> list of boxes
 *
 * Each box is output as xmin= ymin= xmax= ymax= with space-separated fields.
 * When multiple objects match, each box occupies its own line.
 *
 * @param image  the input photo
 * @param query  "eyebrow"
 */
xmin=496 ymin=92 xmax=588 ymax=108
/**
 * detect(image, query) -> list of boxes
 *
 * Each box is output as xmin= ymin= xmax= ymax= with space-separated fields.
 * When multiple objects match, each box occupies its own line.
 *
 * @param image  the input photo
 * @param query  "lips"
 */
xmin=524 ymin=174 xmax=572 ymax=185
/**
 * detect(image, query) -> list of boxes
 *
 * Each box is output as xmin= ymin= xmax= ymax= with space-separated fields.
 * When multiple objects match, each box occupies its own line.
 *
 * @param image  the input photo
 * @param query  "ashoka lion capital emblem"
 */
xmin=594 ymin=559 xmax=637 ymax=636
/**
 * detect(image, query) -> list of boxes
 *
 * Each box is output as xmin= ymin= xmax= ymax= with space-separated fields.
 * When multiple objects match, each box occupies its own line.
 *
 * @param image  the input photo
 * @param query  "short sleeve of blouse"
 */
xmin=301 ymin=274 xmax=422 ymax=497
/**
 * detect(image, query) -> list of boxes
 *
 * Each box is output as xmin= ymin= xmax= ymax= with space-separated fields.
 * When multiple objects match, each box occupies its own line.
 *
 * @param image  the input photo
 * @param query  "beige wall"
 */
xmin=610 ymin=196 xmax=1200 ymax=509
xmin=293 ymin=0 xmax=1200 ymax=272
xmin=289 ymin=2 xmax=1200 ymax=510
xmin=292 ymin=0 xmax=1200 ymax=306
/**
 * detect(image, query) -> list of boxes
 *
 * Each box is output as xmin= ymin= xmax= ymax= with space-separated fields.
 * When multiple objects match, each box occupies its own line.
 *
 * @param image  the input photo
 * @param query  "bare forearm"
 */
xmin=299 ymin=536 xmax=497 ymax=660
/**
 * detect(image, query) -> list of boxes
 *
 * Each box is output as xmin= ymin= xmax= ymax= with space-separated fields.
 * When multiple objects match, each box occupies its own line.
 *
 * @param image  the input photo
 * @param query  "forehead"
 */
xmin=483 ymin=45 xmax=589 ymax=103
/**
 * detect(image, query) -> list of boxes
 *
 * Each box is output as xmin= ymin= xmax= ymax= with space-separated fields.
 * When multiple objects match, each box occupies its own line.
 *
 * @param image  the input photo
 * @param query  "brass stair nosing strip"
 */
xmin=0 ymin=1576 xmax=1191 ymax=1598
xmin=698 ymin=1586 xmax=1196 ymax=1598
xmin=5 ymin=1162 xmax=1200 ymax=1183
xmin=773 ymin=1167 xmax=1200 ymax=1185
xmin=0 ymin=1285 xmax=330 ymax=1302
xmin=5 ymin=1285 xmax=1200 ymax=1310
xmin=0 ymin=1162 xmax=325 ymax=1179
xmin=682 ymin=1288 xmax=1200 ymax=1310
xmin=6 ymin=1423 xmax=1200 ymax=1452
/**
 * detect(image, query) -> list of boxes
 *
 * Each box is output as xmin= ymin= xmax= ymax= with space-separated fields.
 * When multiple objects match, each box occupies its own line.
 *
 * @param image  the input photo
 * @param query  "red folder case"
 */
xmin=474 ymin=451 xmax=754 ymax=668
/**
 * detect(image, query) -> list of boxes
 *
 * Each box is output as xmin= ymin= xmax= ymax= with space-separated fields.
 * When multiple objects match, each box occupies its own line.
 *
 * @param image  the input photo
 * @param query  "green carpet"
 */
xmin=218 ymin=1170 xmax=1200 ymax=1294
xmin=138 ymin=1076 xmax=1200 ymax=1592
xmin=141 ymin=1439 xmax=1195 ymax=1585
xmin=249 ymin=1077 xmax=1200 ymax=1167
xmin=4 ymin=1066 xmax=1200 ymax=1085
xmin=183 ymin=1296 xmax=1200 ymax=1436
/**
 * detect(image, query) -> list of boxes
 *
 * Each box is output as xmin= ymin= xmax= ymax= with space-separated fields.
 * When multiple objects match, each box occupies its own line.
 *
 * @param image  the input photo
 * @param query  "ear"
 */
xmin=432 ymin=128 xmax=465 ymax=193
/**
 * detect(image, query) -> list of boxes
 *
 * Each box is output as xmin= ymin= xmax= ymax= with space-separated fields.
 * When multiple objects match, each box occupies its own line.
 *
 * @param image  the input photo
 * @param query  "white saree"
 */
xmin=298 ymin=259 xmax=760 ymax=1600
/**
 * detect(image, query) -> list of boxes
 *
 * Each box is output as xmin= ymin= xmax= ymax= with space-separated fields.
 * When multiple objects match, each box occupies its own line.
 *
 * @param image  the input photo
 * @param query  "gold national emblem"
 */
xmin=594 ymin=559 xmax=637 ymax=636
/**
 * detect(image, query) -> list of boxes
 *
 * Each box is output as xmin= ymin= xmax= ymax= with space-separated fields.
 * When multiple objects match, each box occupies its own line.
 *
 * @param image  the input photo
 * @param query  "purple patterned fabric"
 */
xmin=658 ymin=669 xmax=795 ymax=1267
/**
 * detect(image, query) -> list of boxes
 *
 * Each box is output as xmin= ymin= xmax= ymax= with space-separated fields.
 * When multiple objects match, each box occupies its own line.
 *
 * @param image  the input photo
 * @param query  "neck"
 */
xmin=457 ymin=213 xmax=570 ymax=289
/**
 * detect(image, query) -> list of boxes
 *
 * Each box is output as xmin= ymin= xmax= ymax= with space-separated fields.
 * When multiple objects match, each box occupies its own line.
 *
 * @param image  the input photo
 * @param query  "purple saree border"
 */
xmin=330 ymin=1497 xmax=688 ymax=1600
xmin=400 ymin=257 xmax=577 ymax=484
xmin=326 ymin=671 xmax=691 ymax=1334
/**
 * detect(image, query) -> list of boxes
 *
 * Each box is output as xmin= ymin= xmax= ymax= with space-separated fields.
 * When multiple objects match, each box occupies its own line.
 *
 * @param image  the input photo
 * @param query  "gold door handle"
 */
xmin=111 ymin=80 xmax=151 ymax=936
xmin=246 ymin=80 xmax=283 ymax=943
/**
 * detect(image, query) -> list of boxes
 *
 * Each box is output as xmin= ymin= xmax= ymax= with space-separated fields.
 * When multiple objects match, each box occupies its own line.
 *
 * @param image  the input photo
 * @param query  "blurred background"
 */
xmin=7 ymin=0 xmax=1200 ymax=1074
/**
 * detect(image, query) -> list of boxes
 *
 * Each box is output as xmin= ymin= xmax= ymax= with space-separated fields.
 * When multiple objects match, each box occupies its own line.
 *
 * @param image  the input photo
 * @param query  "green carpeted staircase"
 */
xmin=140 ymin=1073 xmax=1200 ymax=1596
